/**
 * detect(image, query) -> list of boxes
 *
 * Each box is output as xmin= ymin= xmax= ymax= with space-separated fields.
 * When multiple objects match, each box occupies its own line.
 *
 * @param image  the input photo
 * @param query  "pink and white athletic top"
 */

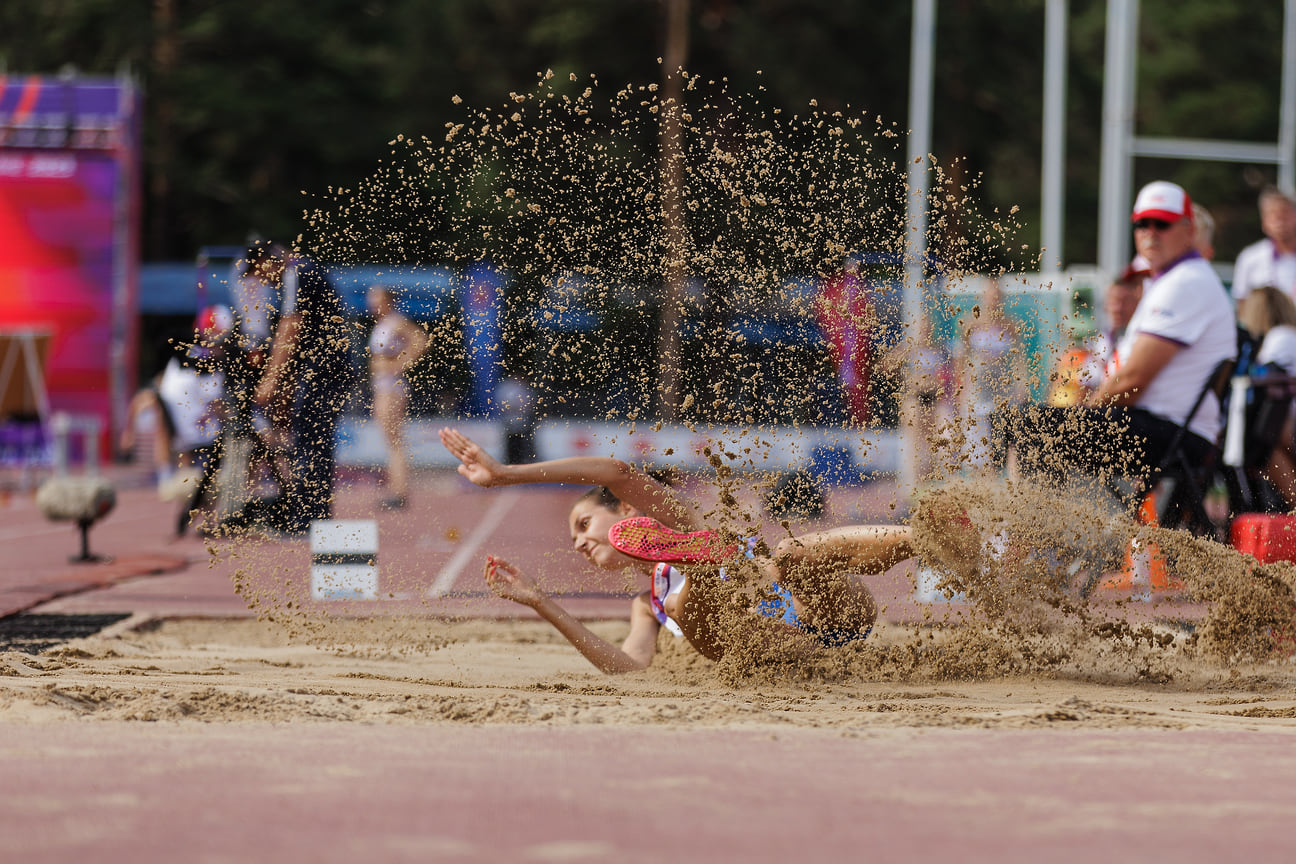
xmin=650 ymin=563 xmax=686 ymax=637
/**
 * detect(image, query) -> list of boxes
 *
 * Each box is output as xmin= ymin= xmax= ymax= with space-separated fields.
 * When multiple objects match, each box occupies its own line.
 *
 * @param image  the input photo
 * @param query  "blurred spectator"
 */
xmin=1236 ymin=285 xmax=1296 ymax=506
xmin=1106 ymin=258 xmax=1149 ymax=342
xmin=1046 ymin=259 xmax=1147 ymax=410
xmin=1002 ymin=181 xmax=1236 ymax=496
xmin=957 ymin=279 xmax=1025 ymax=471
xmin=245 ymin=242 xmax=354 ymax=535
xmin=231 ymin=267 xmax=278 ymax=358
xmin=1046 ymin=323 xmax=1104 ymax=409
xmin=1239 ymin=285 xmax=1296 ymax=372
xmin=1192 ymin=203 xmax=1216 ymax=261
xmin=913 ymin=323 xmax=954 ymax=477
xmin=495 ymin=371 xmax=538 ymax=464
xmin=121 ymin=305 xmax=233 ymax=531
xmin=1091 ymin=256 xmax=1150 ymax=374
xmin=1232 ymin=187 xmax=1296 ymax=302
xmin=816 ymin=253 xmax=874 ymax=425
xmin=367 ymin=285 xmax=429 ymax=509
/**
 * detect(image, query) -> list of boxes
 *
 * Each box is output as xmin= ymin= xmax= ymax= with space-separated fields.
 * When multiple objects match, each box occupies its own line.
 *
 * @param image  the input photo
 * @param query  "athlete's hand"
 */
xmin=439 ymin=427 xmax=507 ymax=487
xmin=484 ymin=555 xmax=545 ymax=607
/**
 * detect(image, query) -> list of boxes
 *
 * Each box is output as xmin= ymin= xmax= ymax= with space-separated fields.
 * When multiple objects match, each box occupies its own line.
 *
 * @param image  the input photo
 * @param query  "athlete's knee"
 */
xmin=772 ymin=536 xmax=806 ymax=565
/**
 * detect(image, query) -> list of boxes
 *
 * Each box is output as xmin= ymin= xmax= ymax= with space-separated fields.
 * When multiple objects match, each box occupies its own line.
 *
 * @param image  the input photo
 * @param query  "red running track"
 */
xmin=3 ymin=723 xmax=1295 ymax=864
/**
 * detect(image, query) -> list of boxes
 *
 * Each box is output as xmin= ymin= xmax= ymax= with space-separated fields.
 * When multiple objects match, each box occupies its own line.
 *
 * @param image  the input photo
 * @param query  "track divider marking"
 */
xmin=427 ymin=489 xmax=520 ymax=597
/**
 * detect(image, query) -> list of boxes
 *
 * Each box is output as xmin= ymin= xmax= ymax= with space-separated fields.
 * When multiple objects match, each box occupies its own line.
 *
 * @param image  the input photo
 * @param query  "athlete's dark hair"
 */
xmin=574 ymin=485 xmax=622 ymax=512
xmin=571 ymin=466 xmax=675 ymax=512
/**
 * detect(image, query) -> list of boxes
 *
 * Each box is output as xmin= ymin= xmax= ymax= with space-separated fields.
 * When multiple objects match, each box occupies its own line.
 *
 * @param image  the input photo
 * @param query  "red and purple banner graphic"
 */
xmin=0 ymin=76 xmax=140 ymax=450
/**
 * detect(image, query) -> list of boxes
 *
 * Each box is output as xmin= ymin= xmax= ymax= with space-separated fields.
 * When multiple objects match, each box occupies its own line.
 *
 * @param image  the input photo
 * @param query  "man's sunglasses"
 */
xmin=1132 ymin=217 xmax=1173 ymax=231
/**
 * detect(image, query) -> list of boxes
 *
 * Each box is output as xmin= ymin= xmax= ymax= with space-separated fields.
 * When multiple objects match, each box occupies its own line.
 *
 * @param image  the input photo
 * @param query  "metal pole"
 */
xmin=902 ymin=0 xmax=935 ymax=497
xmin=1279 ymin=0 xmax=1296 ymax=192
xmin=109 ymin=70 xmax=136 ymax=464
xmin=1041 ymin=0 xmax=1068 ymax=274
xmin=655 ymin=0 xmax=690 ymax=422
xmin=1098 ymin=0 xmax=1138 ymax=278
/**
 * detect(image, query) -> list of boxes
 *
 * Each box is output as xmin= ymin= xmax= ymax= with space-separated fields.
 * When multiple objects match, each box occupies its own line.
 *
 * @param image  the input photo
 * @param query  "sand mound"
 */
xmin=1 ymin=616 xmax=1294 ymax=730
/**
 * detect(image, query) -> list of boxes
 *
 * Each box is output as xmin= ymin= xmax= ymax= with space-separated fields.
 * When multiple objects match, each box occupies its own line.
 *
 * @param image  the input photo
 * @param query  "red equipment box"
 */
xmin=1231 ymin=513 xmax=1296 ymax=564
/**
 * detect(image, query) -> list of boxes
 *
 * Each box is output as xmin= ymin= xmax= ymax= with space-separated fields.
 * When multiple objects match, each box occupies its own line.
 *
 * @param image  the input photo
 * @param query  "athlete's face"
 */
xmin=568 ymin=498 xmax=639 ymax=569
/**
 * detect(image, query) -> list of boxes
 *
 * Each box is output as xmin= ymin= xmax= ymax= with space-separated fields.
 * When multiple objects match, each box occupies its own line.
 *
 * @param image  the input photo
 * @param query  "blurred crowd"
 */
xmin=120 ymin=181 xmax=1296 ymax=537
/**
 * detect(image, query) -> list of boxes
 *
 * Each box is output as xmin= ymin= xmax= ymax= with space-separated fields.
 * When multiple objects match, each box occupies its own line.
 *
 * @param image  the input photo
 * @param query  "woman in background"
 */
xmin=368 ymin=286 xmax=429 ymax=509
xmin=958 ymin=279 xmax=1026 ymax=472
xmin=1236 ymin=285 xmax=1296 ymax=507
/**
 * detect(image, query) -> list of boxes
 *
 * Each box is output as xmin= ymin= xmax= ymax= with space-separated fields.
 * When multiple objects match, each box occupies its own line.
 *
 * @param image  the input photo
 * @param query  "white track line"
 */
xmin=427 ymin=489 xmax=520 ymax=597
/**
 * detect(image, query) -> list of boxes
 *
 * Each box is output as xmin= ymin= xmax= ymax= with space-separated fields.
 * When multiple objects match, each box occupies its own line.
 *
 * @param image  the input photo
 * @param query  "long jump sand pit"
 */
xmin=4 ymin=614 xmax=1296 ymax=730
xmin=4 ymin=614 xmax=1296 ymax=862
xmin=7 ymin=477 xmax=1296 ymax=859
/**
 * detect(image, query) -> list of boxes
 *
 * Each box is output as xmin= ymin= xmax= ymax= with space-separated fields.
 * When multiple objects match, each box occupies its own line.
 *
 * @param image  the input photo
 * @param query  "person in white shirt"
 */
xmin=1236 ymin=285 xmax=1296 ymax=507
xmin=1002 ymin=181 xmax=1237 ymax=499
xmin=1231 ymin=187 xmax=1296 ymax=302
xmin=1192 ymin=202 xmax=1216 ymax=262
xmin=1239 ymin=286 xmax=1296 ymax=373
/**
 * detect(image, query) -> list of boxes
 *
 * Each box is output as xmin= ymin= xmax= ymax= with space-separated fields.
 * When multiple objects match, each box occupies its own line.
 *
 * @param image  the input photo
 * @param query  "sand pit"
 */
xmin=6 ymin=482 xmax=1296 ymax=862
xmin=3 ymin=614 xmax=1296 ymax=731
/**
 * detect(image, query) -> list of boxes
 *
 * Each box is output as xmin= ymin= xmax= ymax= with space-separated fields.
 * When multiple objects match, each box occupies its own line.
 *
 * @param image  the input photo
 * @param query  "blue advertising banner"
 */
xmin=461 ymin=261 xmax=503 ymax=416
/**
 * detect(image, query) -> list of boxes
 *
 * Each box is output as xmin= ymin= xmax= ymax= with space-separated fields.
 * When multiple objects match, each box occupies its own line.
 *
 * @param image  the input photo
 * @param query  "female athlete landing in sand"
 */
xmin=439 ymin=427 xmax=915 ymax=674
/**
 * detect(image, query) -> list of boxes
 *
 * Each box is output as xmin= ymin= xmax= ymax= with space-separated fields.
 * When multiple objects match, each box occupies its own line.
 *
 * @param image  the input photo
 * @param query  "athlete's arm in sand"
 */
xmin=484 ymin=555 xmax=658 ymax=673
xmin=440 ymin=427 xmax=696 ymax=530
xmin=1087 ymin=333 xmax=1180 ymax=407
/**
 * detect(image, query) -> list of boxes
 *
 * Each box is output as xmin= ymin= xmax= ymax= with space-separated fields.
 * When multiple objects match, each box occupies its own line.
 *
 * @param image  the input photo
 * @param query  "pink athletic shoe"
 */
xmin=608 ymin=517 xmax=739 ymax=564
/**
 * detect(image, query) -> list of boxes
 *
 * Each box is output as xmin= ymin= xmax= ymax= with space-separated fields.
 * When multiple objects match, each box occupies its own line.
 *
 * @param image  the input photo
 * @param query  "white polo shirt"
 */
xmin=1232 ymin=237 xmax=1296 ymax=302
xmin=1115 ymin=253 xmax=1236 ymax=441
xmin=1258 ymin=324 xmax=1296 ymax=373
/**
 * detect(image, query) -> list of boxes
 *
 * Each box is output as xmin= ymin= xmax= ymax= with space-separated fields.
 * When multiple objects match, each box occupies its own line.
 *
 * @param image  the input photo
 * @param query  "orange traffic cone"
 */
xmin=1100 ymin=491 xmax=1177 ymax=594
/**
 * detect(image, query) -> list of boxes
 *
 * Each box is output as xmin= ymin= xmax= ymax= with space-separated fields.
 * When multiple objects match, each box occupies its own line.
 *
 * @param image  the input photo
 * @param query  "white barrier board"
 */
xmin=310 ymin=519 xmax=378 ymax=601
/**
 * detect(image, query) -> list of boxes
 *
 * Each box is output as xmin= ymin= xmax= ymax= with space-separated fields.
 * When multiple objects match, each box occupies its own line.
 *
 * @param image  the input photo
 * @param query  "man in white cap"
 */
xmin=1232 ymin=186 xmax=1296 ymax=302
xmin=1087 ymin=181 xmax=1235 ymax=435
xmin=1002 ymin=181 xmax=1236 ymax=497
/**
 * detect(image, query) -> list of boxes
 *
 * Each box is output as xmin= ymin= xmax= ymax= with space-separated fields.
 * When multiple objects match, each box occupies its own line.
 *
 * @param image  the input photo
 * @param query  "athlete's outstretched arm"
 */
xmin=484 ymin=555 xmax=658 ymax=674
xmin=440 ymin=427 xmax=695 ymax=529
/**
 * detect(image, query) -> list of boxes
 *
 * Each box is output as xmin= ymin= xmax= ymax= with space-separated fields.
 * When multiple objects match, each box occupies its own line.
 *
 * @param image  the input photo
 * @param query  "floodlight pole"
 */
xmin=901 ymin=0 xmax=935 ymax=498
xmin=1041 ymin=0 xmax=1068 ymax=274
xmin=1100 ymin=0 xmax=1296 ymax=277
xmin=1098 ymin=0 xmax=1138 ymax=279
xmin=1281 ymin=0 xmax=1296 ymax=193
xmin=656 ymin=0 xmax=690 ymax=423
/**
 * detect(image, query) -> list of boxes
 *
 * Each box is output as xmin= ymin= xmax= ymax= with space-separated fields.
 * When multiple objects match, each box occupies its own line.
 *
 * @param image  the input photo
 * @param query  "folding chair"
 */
xmin=1220 ymin=369 xmax=1296 ymax=515
xmin=1142 ymin=358 xmax=1236 ymax=539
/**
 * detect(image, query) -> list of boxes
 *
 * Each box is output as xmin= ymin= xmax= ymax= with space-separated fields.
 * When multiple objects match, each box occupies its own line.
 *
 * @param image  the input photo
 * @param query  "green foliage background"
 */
xmin=1 ymin=0 xmax=1288 ymax=266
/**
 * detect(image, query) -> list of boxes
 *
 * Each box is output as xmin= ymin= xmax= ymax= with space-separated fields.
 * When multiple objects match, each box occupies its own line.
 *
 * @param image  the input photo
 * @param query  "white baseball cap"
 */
xmin=1131 ymin=181 xmax=1193 ymax=223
